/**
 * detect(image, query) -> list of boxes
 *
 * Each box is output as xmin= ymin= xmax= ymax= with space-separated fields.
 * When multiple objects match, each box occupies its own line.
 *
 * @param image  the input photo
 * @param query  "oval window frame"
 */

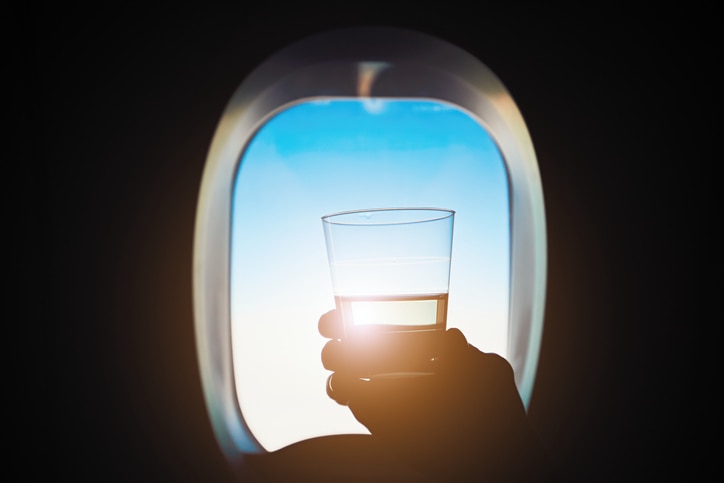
xmin=193 ymin=26 xmax=547 ymax=470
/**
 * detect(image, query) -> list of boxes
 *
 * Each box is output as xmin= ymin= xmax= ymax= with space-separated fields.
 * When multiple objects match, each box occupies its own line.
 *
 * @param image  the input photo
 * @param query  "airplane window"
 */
xmin=193 ymin=27 xmax=546 ymax=469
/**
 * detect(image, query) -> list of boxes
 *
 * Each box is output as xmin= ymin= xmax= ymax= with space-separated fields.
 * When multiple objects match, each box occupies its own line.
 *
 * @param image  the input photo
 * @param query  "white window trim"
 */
xmin=193 ymin=26 xmax=547 ymax=469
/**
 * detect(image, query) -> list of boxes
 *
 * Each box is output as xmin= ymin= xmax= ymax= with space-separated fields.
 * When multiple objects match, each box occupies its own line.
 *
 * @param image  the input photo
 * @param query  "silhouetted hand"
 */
xmin=319 ymin=309 xmax=555 ymax=482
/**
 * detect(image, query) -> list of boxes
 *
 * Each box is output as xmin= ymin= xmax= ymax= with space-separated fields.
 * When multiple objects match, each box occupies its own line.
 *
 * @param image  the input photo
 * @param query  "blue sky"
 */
xmin=230 ymin=98 xmax=510 ymax=451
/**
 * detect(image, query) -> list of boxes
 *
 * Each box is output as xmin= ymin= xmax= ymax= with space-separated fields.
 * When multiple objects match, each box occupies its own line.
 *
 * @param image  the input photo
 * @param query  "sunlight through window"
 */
xmin=230 ymin=99 xmax=510 ymax=451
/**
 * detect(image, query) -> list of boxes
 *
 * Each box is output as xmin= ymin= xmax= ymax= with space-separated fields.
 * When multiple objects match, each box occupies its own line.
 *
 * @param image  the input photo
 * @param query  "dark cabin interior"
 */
xmin=40 ymin=4 xmax=709 ymax=481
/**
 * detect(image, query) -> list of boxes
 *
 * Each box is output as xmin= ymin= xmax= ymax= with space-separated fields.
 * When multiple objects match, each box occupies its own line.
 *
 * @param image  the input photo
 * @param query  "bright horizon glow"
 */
xmin=230 ymin=99 xmax=510 ymax=451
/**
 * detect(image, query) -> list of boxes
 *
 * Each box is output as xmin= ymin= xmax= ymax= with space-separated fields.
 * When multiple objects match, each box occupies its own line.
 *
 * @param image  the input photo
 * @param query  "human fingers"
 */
xmin=318 ymin=309 xmax=343 ymax=339
xmin=323 ymin=330 xmax=443 ymax=376
xmin=321 ymin=339 xmax=346 ymax=372
xmin=321 ymin=336 xmax=425 ymax=374
xmin=325 ymin=372 xmax=370 ymax=406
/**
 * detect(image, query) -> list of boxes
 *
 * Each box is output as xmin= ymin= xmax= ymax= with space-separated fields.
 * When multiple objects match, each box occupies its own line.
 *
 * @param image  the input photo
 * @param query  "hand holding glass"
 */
xmin=322 ymin=208 xmax=455 ymax=376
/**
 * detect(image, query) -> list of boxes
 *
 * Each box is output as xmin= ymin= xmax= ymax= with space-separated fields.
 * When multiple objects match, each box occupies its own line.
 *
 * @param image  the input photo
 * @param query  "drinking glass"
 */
xmin=322 ymin=207 xmax=455 ymax=376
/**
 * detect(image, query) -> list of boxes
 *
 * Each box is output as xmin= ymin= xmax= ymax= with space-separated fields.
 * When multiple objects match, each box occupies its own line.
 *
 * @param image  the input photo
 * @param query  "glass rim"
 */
xmin=321 ymin=207 xmax=455 ymax=226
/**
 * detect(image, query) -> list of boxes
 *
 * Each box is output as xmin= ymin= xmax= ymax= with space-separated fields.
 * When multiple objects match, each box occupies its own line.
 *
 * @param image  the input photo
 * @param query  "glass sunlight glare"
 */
xmin=351 ymin=297 xmax=439 ymax=327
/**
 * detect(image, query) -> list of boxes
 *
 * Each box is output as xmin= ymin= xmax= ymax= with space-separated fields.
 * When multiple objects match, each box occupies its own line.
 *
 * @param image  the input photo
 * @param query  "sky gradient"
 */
xmin=230 ymin=99 xmax=510 ymax=451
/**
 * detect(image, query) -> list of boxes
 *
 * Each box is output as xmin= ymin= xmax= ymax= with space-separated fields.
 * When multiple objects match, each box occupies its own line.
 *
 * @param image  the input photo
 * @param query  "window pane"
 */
xmin=230 ymin=99 xmax=510 ymax=451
